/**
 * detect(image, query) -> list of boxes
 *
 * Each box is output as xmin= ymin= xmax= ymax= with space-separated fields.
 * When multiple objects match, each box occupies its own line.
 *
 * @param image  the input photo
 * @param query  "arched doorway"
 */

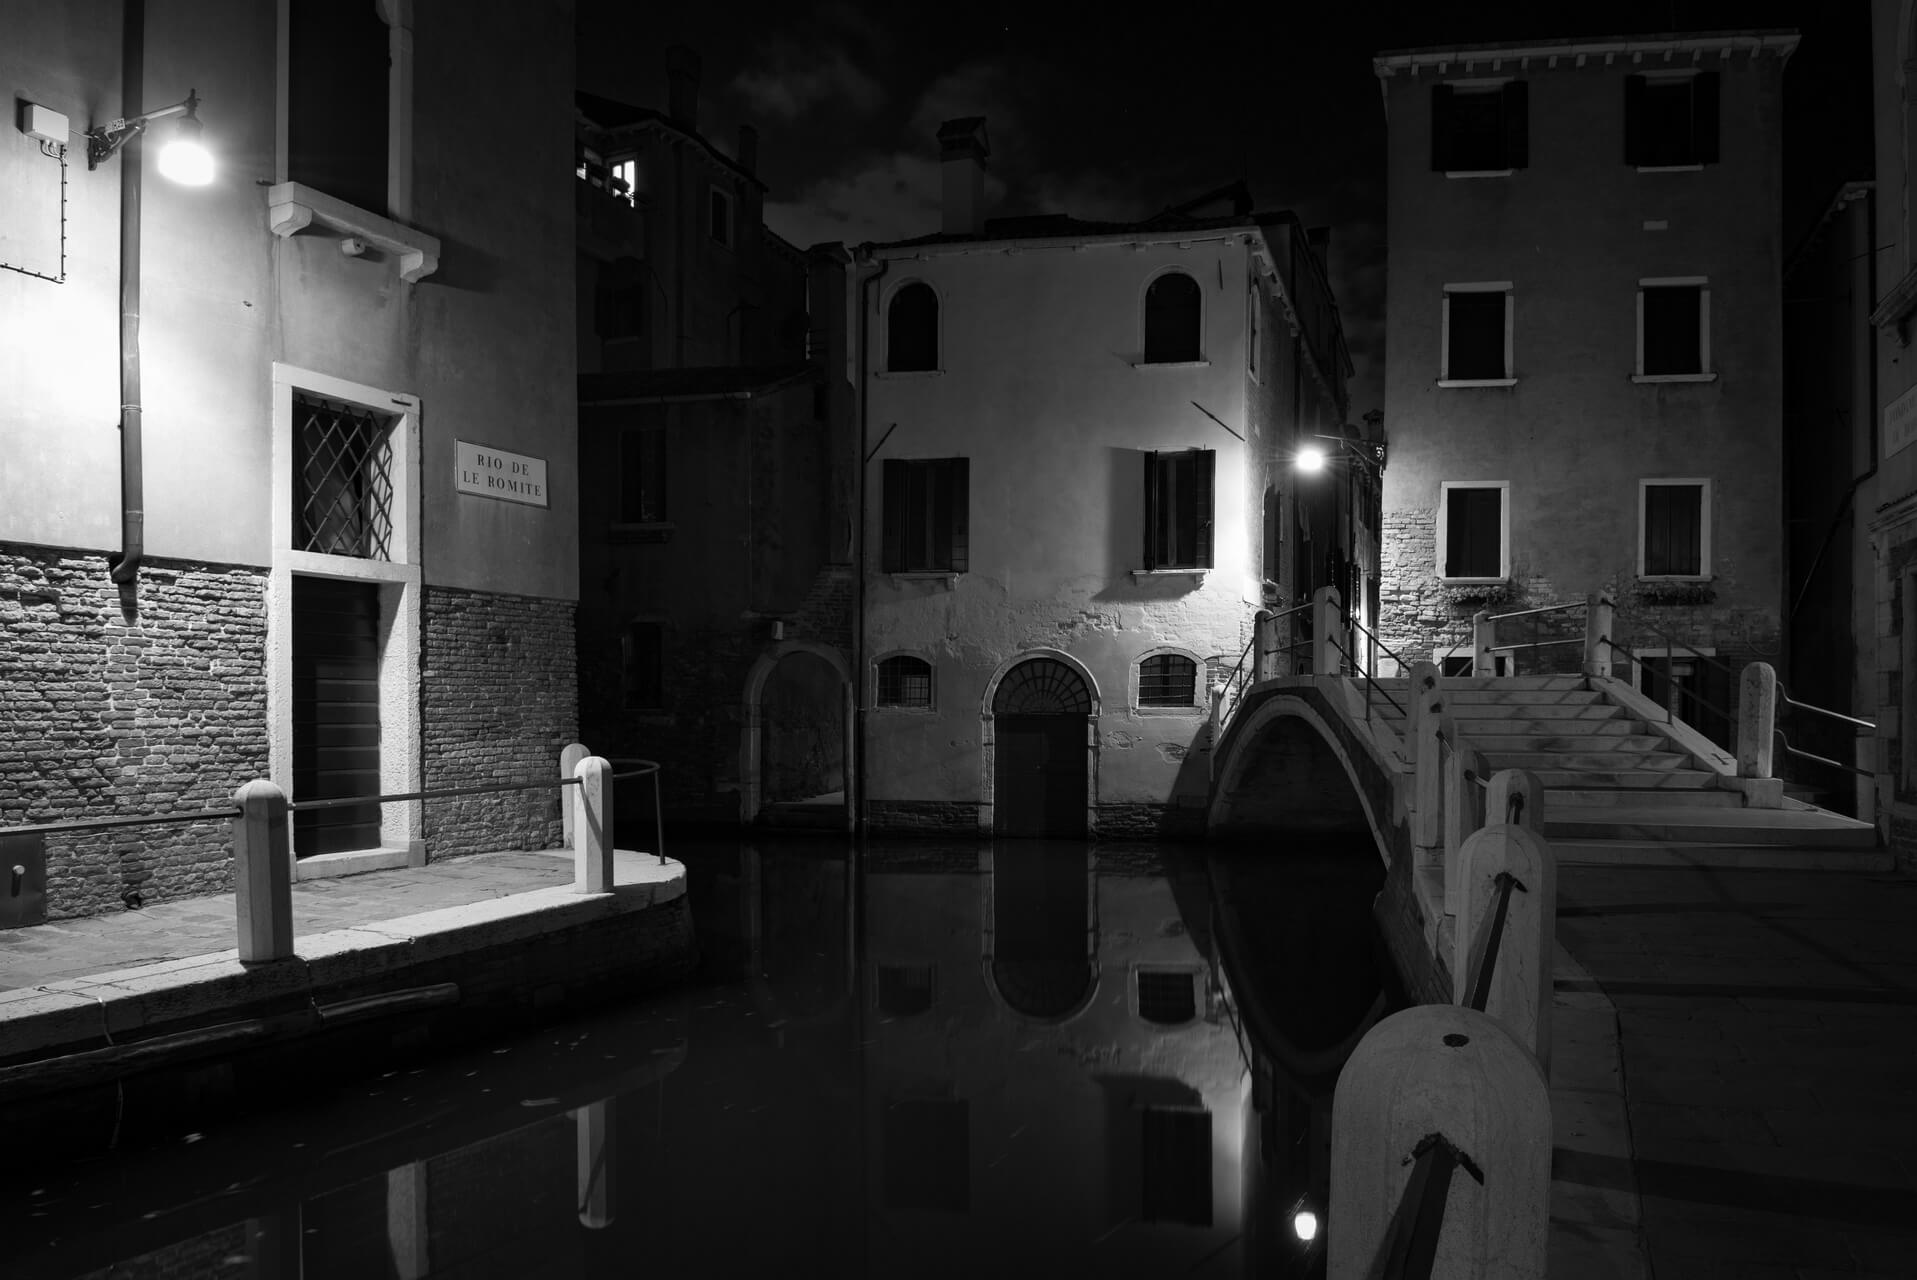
xmin=741 ymin=641 xmax=852 ymax=828
xmin=991 ymin=656 xmax=1093 ymax=837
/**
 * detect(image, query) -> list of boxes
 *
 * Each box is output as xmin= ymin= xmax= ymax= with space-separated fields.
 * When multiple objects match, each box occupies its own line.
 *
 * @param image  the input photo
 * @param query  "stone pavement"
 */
xmin=1546 ymin=860 xmax=1917 ymax=1280
xmin=0 ymin=851 xmax=580 ymax=991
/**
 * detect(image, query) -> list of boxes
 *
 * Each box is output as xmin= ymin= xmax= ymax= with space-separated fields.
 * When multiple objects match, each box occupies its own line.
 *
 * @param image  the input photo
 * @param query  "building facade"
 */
xmin=852 ymin=122 xmax=1358 ymax=839
xmin=1 ymin=0 xmax=579 ymax=918
xmin=1373 ymin=31 xmax=1796 ymax=725
xmin=573 ymin=50 xmax=857 ymax=829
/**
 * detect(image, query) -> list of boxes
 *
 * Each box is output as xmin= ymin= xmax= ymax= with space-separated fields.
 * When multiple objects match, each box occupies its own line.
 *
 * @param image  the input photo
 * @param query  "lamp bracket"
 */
xmin=85 ymin=90 xmax=197 ymax=170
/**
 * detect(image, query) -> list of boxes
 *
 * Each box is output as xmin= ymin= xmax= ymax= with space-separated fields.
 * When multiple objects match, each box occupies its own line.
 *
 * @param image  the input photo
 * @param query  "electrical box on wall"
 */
xmin=17 ymin=100 xmax=69 ymax=146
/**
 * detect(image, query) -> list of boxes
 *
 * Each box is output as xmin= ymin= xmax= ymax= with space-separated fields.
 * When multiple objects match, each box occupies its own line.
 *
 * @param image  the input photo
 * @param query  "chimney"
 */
xmin=737 ymin=124 xmax=758 ymax=176
xmin=936 ymin=117 xmax=990 ymax=237
xmin=1306 ymin=225 xmax=1331 ymax=274
xmin=665 ymin=45 xmax=701 ymax=128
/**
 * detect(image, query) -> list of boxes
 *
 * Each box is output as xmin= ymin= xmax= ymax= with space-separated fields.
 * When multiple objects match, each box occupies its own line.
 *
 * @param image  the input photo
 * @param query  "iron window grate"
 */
xmin=293 ymin=393 xmax=396 ymax=560
xmin=877 ymin=656 xmax=933 ymax=708
xmin=1139 ymin=655 xmax=1197 ymax=707
xmin=1137 ymin=968 xmax=1197 ymax=1024
xmin=876 ymin=963 xmax=936 ymax=1016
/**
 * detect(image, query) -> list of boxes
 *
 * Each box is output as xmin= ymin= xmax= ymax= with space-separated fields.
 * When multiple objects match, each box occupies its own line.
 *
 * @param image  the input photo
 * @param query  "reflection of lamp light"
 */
xmin=1293 ymin=1207 xmax=1319 ymax=1242
xmin=86 ymin=89 xmax=214 ymax=184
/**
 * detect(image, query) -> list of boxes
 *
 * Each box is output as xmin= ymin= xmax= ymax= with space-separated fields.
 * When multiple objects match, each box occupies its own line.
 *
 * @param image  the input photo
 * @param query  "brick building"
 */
xmin=572 ymin=50 xmax=858 ymax=828
xmin=1372 ymin=31 xmax=1797 ymax=730
xmin=1 ymin=0 xmax=579 ymax=918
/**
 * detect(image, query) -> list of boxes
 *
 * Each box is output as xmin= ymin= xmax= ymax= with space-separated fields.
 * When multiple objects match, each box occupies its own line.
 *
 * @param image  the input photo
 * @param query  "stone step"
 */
xmin=1481 ymin=750 xmax=1693 ymax=771
xmin=1545 ymin=786 xmax=1744 ymax=809
xmin=1545 ymin=805 xmax=1881 ymax=848
xmin=1432 ymin=688 xmax=1605 ymax=706
xmin=1465 ymin=733 xmax=1672 ymax=753
xmin=1441 ymin=676 xmax=1589 ymax=691
xmin=1524 ymin=768 xmax=1723 ymax=789
xmin=1552 ymin=840 xmax=1894 ymax=871
xmin=1448 ymin=704 xmax=1632 ymax=723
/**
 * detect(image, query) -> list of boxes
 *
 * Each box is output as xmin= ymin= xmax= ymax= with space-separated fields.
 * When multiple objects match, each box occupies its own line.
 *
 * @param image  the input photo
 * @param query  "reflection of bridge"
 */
xmin=1204 ymin=606 xmax=1884 ymax=995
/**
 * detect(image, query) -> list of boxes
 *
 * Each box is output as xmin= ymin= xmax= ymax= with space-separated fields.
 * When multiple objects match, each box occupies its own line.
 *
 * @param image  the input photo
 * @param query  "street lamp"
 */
xmin=86 ymin=88 xmax=214 ymax=185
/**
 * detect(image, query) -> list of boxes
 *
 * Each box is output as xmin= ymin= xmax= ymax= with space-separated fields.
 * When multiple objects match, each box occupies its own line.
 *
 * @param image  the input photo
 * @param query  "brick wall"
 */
xmin=1094 ymin=802 xmax=1206 ymax=841
xmin=421 ymin=587 xmax=579 ymax=858
xmin=0 ymin=545 xmax=269 ymax=918
xmin=866 ymin=801 xmax=982 ymax=834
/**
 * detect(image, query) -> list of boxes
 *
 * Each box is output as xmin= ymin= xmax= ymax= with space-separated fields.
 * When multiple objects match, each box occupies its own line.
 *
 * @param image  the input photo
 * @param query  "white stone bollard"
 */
xmin=1441 ymin=726 xmax=1487 ymax=922
xmin=1329 ymin=1005 xmax=1551 ymax=1280
xmin=573 ymin=755 xmax=615 ymax=894
xmin=233 ymin=779 xmax=294 ymax=963
xmin=1312 ymin=585 xmax=1344 ymax=675
xmin=576 ymin=1098 xmax=615 ymax=1228
xmin=1582 ymin=592 xmax=1615 ymax=679
xmin=560 ymin=742 xmax=589 ymax=849
xmin=1737 ymin=662 xmax=1777 ymax=779
xmin=1451 ymin=824 xmax=1557 ymax=1072
xmin=1486 ymin=768 xmax=1545 ymax=834
xmin=1472 ymin=610 xmax=1496 ymax=676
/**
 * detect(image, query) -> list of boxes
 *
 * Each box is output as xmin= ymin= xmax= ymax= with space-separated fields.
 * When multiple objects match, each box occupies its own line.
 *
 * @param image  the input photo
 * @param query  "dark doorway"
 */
xmin=292 ymin=575 xmax=382 ymax=856
xmin=991 ymin=839 xmax=1092 ymax=1018
xmin=992 ymin=658 xmax=1092 ymax=838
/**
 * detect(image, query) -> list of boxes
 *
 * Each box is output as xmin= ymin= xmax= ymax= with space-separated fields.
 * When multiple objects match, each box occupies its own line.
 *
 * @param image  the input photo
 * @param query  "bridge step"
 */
xmin=1443 ymin=704 xmax=1633 ymax=722
xmin=1467 ymin=733 xmax=1671 ymax=753
xmin=1440 ymin=676 xmax=1589 ymax=691
xmin=1431 ymin=688 xmax=1605 ymax=705
xmin=1545 ymin=786 xmax=1744 ymax=809
xmin=1545 ymin=804 xmax=1880 ymax=848
xmin=1521 ymin=768 xmax=1722 ymax=789
xmin=1481 ymin=750 xmax=1693 ymax=771
xmin=1552 ymin=840 xmax=1894 ymax=870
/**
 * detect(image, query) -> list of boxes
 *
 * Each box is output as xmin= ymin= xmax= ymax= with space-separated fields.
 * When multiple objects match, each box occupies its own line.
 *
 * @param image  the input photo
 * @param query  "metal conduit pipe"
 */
xmin=852 ymin=251 xmax=886 ymax=836
xmin=109 ymin=0 xmax=146 ymax=584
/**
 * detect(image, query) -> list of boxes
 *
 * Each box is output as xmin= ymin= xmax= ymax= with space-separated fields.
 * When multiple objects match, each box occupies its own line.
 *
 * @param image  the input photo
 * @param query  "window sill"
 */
xmin=1438 ymin=577 xmax=1509 ymax=587
xmin=888 ymin=571 xmax=961 ymax=588
xmin=1636 ymin=163 xmax=1705 ymax=173
xmin=1437 ymin=378 xmax=1518 ymax=388
xmin=1132 ymin=359 xmax=1211 ymax=370
xmin=267 ymin=182 xmax=441 ymax=283
xmin=1443 ymin=169 xmax=1515 ymax=179
xmin=876 ymin=369 xmax=944 ymax=379
xmin=1135 ymin=704 xmax=1205 ymax=716
xmin=296 ymin=846 xmax=417 ymax=881
xmin=1131 ymin=568 xmax=1207 ymax=580
xmin=874 ymin=703 xmax=938 ymax=714
xmin=1631 ymin=373 xmax=1717 ymax=384
xmin=608 ymin=522 xmax=674 ymax=544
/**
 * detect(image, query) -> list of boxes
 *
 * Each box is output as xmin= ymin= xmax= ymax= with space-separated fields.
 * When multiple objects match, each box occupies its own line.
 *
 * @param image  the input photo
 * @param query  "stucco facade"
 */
xmin=852 ymin=152 xmax=1354 ymax=838
xmin=1374 ymin=33 xmax=1795 ymax=701
xmin=1 ymin=0 xmax=578 ymax=914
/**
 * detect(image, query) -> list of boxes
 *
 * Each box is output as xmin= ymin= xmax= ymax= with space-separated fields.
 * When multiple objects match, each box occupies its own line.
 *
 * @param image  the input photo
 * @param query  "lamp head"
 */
xmin=1296 ymin=443 xmax=1328 ymax=474
xmin=155 ymin=92 xmax=212 ymax=185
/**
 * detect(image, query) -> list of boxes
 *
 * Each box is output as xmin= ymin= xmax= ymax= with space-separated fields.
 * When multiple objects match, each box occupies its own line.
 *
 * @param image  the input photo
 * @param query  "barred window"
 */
xmin=1136 ymin=968 xmax=1197 ymax=1024
xmin=877 ymin=963 xmax=936 ymax=1016
xmin=293 ymin=393 xmax=396 ymax=560
xmin=877 ymin=655 xmax=933 ymax=708
xmin=1139 ymin=654 xmax=1197 ymax=707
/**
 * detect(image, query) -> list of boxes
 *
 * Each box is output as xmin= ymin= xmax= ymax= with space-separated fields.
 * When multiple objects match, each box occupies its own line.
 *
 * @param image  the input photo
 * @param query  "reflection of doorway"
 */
xmin=987 ymin=839 xmax=1095 ymax=1020
xmin=991 ymin=658 xmax=1091 ymax=837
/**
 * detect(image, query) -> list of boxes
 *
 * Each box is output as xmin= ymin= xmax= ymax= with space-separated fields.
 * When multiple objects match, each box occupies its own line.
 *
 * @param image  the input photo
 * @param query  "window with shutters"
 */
xmin=1639 ymin=480 xmax=1710 ymax=579
xmin=1438 ymin=482 xmax=1508 ymax=582
xmin=1142 ymin=449 xmax=1214 ymax=571
xmin=875 ymin=654 xmax=934 ymax=709
xmin=1430 ymin=81 xmax=1528 ymax=174
xmin=1143 ymin=271 xmax=1203 ymax=364
xmin=1441 ymin=283 xmax=1514 ymax=385
xmin=1636 ymin=278 xmax=1713 ymax=381
xmin=616 ymin=427 xmax=667 ymax=525
xmin=1625 ymin=72 xmax=1720 ymax=169
xmin=887 ymin=282 xmax=940 ymax=373
xmin=882 ymin=458 xmax=969 ymax=573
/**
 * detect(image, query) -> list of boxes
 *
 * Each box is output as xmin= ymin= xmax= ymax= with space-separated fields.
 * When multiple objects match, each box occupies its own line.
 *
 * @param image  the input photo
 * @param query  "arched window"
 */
xmin=1143 ymin=271 xmax=1201 ymax=363
xmin=1138 ymin=654 xmax=1198 ymax=707
xmin=876 ymin=655 xmax=933 ymax=708
xmin=888 ymin=282 xmax=939 ymax=372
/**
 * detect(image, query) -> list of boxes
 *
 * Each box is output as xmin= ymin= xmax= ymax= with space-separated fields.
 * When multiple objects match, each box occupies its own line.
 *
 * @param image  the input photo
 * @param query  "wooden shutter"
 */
xmin=1501 ymin=81 xmax=1528 ymax=169
xmin=1623 ymin=75 xmax=1645 ymax=165
xmin=1194 ymin=449 xmax=1215 ymax=568
xmin=1430 ymin=85 xmax=1454 ymax=171
xmin=881 ymin=459 xmax=906 ymax=572
xmin=947 ymin=459 xmax=969 ymax=572
xmin=1693 ymin=72 xmax=1720 ymax=164
xmin=1143 ymin=451 xmax=1160 ymax=570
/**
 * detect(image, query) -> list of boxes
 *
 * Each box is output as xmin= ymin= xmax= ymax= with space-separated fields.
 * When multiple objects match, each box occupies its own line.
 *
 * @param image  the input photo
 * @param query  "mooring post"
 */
xmin=560 ymin=742 xmax=589 ymax=849
xmin=233 ymin=779 xmax=294 ymax=963
xmin=1328 ymin=1005 xmax=1551 ymax=1279
xmin=1737 ymin=662 xmax=1777 ymax=779
xmin=576 ymin=1098 xmax=615 ymax=1228
xmin=574 ymin=755 xmax=615 ymax=893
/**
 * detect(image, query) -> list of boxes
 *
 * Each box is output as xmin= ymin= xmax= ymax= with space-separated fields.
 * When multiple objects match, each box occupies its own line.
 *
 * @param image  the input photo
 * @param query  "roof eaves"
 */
xmin=1372 ymin=28 xmax=1801 ymax=78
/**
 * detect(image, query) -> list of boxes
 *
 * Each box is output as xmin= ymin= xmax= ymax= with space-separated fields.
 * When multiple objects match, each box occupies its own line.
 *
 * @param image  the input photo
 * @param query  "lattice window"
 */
xmin=293 ymin=393 xmax=395 ymax=560
xmin=877 ymin=655 xmax=933 ymax=708
xmin=993 ymin=658 xmax=1091 ymax=715
xmin=1136 ymin=968 xmax=1197 ymax=1024
xmin=1139 ymin=655 xmax=1197 ymax=707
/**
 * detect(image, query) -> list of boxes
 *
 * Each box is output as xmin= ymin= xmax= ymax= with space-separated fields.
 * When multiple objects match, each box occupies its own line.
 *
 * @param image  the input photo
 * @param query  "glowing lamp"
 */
xmin=1296 ymin=444 xmax=1329 ymax=474
xmin=1293 ymin=1208 xmax=1319 ymax=1242
xmin=87 ymin=89 xmax=214 ymax=185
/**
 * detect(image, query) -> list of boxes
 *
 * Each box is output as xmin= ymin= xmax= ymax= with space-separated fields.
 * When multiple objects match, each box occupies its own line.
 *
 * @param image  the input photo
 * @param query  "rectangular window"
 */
xmin=621 ymin=621 xmax=663 ymax=710
xmin=292 ymin=393 xmax=396 ymax=560
xmin=1439 ymin=482 xmax=1508 ymax=581
xmin=709 ymin=187 xmax=733 ymax=247
xmin=618 ymin=428 xmax=667 ymax=524
xmin=882 ymin=458 xmax=969 ymax=572
xmin=287 ymin=0 xmax=392 ymax=215
xmin=1430 ymin=81 xmax=1528 ymax=173
xmin=1640 ymin=480 xmax=1709 ymax=578
xmin=1625 ymin=72 xmax=1720 ymax=168
xmin=1136 ymin=969 xmax=1197 ymax=1024
xmin=1442 ymin=285 xmax=1512 ymax=383
xmin=1143 ymin=448 xmax=1215 ymax=570
xmin=1638 ymin=280 xmax=1709 ymax=378
xmin=1139 ymin=1107 xmax=1212 ymax=1225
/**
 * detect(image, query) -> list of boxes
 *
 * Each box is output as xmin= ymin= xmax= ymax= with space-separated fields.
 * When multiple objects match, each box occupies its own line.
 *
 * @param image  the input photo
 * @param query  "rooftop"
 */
xmin=1373 ymin=28 xmax=1800 ymax=75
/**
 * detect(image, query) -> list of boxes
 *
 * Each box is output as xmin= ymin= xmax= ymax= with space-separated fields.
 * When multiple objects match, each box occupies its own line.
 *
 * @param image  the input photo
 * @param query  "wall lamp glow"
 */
xmin=1292 ymin=1207 xmax=1320 ymax=1242
xmin=1294 ymin=432 xmax=1387 ymax=475
xmin=86 ymin=89 xmax=213 ymax=184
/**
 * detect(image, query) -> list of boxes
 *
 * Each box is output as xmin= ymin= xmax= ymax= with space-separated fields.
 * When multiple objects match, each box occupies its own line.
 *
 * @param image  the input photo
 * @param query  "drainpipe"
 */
xmin=853 ymin=250 xmax=886 ymax=837
xmin=108 ymin=0 xmax=145 ymax=584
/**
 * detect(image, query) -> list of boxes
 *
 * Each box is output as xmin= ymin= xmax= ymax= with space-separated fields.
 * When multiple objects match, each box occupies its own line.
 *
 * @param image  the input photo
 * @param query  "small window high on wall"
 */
xmin=1625 ymin=73 xmax=1719 ymax=169
xmin=1143 ymin=272 xmax=1202 ymax=363
xmin=887 ymin=283 xmax=939 ymax=372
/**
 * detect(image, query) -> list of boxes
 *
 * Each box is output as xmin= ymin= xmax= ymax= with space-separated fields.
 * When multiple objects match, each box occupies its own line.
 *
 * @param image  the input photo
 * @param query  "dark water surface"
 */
xmin=1 ymin=835 xmax=1394 ymax=1279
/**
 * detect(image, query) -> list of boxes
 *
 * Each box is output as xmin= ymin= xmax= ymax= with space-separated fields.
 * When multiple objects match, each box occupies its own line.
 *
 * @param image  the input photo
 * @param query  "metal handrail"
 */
xmin=1262 ymin=598 xmax=1317 ymax=624
xmin=1776 ymin=681 xmax=1875 ymax=732
xmin=1372 ymin=1131 xmax=1483 ymax=1278
xmin=1464 ymin=871 xmax=1524 ymax=1012
xmin=1604 ymin=637 xmax=1738 ymax=730
xmin=291 ymin=776 xmax=582 ymax=812
xmin=1775 ymin=730 xmax=1873 ymax=779
xmin=1331 ymin=633 xmax=1406 ymax=717
xmin=1482 ymin=636 xmax=1585 ymax=654
xmin=1603 ymin=613 xmax=1739 ymax=683
xmin=3 ymin=807 xmax=245 ymax=838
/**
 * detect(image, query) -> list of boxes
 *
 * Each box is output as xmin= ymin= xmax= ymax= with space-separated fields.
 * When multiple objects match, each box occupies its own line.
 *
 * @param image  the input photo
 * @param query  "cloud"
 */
xmin=730 ymin=38 xmax=884 ymax=121
xmin=765 ymin=153 xmax=1013 ymax=249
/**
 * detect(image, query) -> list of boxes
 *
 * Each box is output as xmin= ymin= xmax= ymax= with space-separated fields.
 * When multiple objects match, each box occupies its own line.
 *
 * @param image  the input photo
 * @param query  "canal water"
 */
xmin=1 ymin=834 xmax=1398 ymax=1280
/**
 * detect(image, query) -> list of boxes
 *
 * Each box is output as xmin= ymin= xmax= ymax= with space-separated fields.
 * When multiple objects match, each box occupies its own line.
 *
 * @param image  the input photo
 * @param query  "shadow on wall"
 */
xmin=762 ymin=650 xmax=844 ymax=803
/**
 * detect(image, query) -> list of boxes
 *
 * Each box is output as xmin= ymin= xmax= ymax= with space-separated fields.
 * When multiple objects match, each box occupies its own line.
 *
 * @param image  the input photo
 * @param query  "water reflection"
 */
xmin=0 ymin=835 xmax=1392 ymax=1279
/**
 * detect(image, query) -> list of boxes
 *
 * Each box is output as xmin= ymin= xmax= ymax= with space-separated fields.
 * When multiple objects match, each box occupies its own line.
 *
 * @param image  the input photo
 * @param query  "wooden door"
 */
xmin=292 ymin=576 xmax=383 ymax=855
xmin=995 ymin=715 xmax=1086 ymax=837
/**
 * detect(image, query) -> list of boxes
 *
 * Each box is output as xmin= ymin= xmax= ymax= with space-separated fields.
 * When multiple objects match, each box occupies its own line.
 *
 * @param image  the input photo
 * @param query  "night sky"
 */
xmin=577 ymin=1 xmax=1873 ymax=420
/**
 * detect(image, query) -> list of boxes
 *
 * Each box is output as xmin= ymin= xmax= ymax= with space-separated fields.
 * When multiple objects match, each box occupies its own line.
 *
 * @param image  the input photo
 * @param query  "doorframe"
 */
xmin=740 ymin=639 xmax=854 ymax=828
xmin=978 ymin=649 xmax=1101 ymax=836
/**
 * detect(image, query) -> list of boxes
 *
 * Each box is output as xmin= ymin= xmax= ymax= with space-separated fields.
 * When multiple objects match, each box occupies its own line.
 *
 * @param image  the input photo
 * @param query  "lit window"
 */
xmin=1625 ymin=73 xmax=1720 ymax=168
xmin=1438 ymin=482 xmax=1508 ymax=582
xmin=1430 ymin=81 xmax=1528 ymax=172
xmin=1640 ymin=480 xmax=1710 ymax=579
xmin=887 ymin=282 xmax=939 ymax=372
xmin=1143 ymin=449 xmax=1214 ymax=570
xmin=876 ymin=655 xmax=934 ymax=708
xmin=1441 ymin=284 xmax=1513 ymax=383
xmin=1138 ymin=655 xmax=1198 ymax=707
xmin=610 ymin=157 xmax=639 ymax=201
xmin=1143 ymin=272 xmax=1202 ymax=363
